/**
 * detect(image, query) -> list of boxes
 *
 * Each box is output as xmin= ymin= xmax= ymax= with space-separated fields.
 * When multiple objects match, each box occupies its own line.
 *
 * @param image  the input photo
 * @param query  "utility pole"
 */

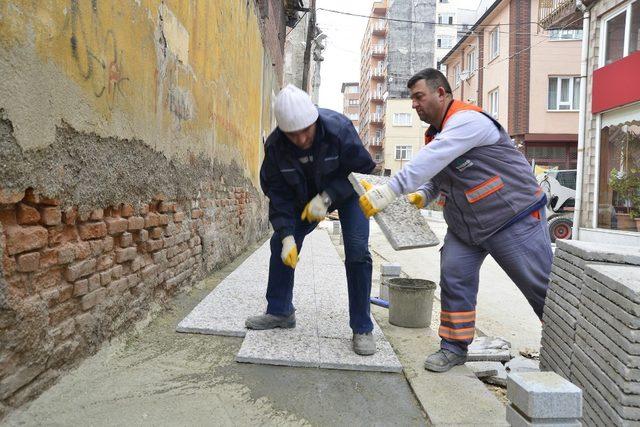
xmin=301 ymin=0 xmax=316 ymax=93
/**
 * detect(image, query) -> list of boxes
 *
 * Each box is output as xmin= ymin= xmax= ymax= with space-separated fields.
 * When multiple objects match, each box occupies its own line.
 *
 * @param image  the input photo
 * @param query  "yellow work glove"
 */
xmin=407 ymin=190 xmax=427 ymax=209
xmin=358 ymin=180 xmax=397 ymax=218
xmin=281 ymin=235 xmax=298 ymax=269
xmin=301 ymin=192 xmax=331 ymax=222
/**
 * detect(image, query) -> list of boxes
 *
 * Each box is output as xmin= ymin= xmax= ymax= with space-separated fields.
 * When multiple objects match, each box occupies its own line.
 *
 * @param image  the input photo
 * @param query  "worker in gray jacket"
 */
xmin=359 ymin=68 xmax=552 ymax=372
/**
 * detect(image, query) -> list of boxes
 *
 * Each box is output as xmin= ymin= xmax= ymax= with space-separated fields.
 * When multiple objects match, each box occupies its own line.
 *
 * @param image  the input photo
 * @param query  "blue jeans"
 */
xmin=266 ymin=195 xmax=374 ymax=334
xmin=439 ymin=209 xmax=553 ymax=355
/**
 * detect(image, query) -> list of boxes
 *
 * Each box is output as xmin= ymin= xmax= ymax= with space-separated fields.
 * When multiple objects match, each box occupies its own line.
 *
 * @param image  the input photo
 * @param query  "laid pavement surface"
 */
xmin=5 ymin=213 xmax=533 ymax=426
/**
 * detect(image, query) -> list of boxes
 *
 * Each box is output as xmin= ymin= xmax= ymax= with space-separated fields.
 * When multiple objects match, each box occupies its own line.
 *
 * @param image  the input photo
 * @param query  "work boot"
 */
xmin=353 ymin=332 xmax=376 ymax=356
xmin=423 ymin=348 xmax=467 ymax=372
xmin=245 ymin=313 xmax=296 ymax=330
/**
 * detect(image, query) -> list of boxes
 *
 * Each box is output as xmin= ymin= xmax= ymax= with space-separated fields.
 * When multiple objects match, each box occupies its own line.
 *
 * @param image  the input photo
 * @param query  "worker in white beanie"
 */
xmin=246 ymin=84 xmax=378 ymax=356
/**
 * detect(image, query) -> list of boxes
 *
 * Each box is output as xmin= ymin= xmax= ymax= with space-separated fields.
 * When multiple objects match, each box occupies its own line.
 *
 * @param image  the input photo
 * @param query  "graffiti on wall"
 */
xmin=64 ymin=0 xmax=128 ymax=109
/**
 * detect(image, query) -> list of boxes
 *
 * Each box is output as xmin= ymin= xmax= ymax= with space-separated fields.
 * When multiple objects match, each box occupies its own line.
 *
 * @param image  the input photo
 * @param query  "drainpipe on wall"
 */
xmin=572 ymin=0 xmax=591 ymax=240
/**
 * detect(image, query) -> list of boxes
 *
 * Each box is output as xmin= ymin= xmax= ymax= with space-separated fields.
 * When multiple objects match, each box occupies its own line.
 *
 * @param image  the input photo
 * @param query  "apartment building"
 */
xmin=341 ymin=82 xmax=360 ymax=129
xmin=442 ymin=0 xmax=582 ymax=171
xmin=435 ymin=0 xmax=483 ymax=71
xmin=383 ymin=101 xmax=427 ymax=173
xmin=359 ymin=0 xmax=436 ymax=174
xmin=541 ymin=0 xmax=640 ymax=244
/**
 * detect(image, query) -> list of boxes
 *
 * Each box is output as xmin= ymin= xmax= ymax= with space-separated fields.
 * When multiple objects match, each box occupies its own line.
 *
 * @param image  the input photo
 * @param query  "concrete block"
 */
xmin=506 ymin=404 xmax=580 ymax=427
xmin=506 ymin=356 xmax=540 ymax=374
xmin=584 ymin=263 xmax=640 ymax=305
xmin=556 ymin=239 xmax=640 ymax=266
xmin=381 ymin=263 xmax=401 ymax=276
xmin=485 ymin=363 xmax=508 ymax=387
xmin=348 ymin=173 xmax=439 ymax=250
xmin=506 ymin=372 xmax=582 ymax=419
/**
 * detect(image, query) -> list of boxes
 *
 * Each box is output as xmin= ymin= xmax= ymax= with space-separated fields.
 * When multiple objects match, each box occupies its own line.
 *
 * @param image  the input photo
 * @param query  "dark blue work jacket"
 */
xmin=260 ymin=108 xmax=375 ymax=239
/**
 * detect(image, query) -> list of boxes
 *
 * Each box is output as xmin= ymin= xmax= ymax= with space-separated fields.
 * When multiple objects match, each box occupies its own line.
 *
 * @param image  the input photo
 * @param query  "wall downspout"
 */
xmin=572 ymin=0 xmax=590 ymax=240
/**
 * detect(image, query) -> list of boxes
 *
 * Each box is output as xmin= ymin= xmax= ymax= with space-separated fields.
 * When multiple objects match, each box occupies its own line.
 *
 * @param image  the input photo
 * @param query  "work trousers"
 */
xmin=265 ymin=195 xmax=374 ymax=334
xmin=439 ymin=209 xmax=553 ymax=355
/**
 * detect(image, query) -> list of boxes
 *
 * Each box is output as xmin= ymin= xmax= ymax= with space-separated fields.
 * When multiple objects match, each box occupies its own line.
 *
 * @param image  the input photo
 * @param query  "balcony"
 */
xmin=370 ymin=113 xmax=384 ymax=124
xmin=372 ymin=20 xmax=387 ymax=36
xmin=371 ymin=135 xmax=384 ymax=146
xmin=370 ymin=90 xmax=384 ymax=102
xmin=371 ymin=66 xmax=386 ymax=79
xmin=371 ymin=44 xmax=386 ymax=58
xmin=372 ymin=0 xmax=387 ymax=15
xmin=538 ymin=0 xmax=583 ymax=30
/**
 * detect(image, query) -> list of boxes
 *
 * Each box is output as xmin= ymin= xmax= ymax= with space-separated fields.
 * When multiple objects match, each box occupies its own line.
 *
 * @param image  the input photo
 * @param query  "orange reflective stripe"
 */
xmin=465 ymin=176 xmax=504 ymax=203
xmin=441 ymin=100 xmax=483 ymax=130
xmin=435 ymin=193 xmax=446 ymax=207
xmin=441 ymin=310 xmax=475 ymax=323
xmin=439 ymin=325 xmax=475 ymax=340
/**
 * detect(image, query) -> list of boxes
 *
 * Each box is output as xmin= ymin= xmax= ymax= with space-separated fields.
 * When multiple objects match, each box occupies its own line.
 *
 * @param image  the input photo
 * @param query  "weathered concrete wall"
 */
xmin=0 ymin=0 xmax=285 ymax=417
xmin=387 ymin=0 xmax=436 ymax=99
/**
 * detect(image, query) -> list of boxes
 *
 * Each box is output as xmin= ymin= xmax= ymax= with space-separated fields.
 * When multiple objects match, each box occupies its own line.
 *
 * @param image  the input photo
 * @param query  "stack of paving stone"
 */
xmin=572 ymin=263 xmax=640 ymax=425
xmin=506 ymin=371 xmax=582 ymax=426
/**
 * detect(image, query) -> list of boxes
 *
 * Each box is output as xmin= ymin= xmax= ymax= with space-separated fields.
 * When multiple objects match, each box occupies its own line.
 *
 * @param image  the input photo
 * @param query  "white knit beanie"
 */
xmin=274 ymin=84 xmax=319 ymax=132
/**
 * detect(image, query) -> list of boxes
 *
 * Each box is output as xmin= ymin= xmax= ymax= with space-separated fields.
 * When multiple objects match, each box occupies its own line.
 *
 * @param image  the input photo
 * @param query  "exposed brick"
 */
xmin=173 ymin=212 xmax=185 ymax=222
xmin=121 ymin=204 xmax=134 ymax=217
xmin=119 ymin=232 xmax=133 ymax=247
xmin=5 ymin=225 xmax=48 ymax=255
xmin=111 ymin=264 xmax=123 ymax=279
xmin=62 ymin=207 xmax=77 ymax=225
xmin=191 ymin=209 xmax=203 ymax=219
xmin=88 ymin=274 xmax=101 ymax=292
xmin=139 ymin=204 xmax=149 ymax=215
xmin=126 ymin=273 xmax=140 ymax=288
xmin=144 ymin=213 xmax=160 ymax=228
xmin=65 ymin=258 xmax=97 ymax=282
xmin=81 ymin=288 xmax=106 ymax=311
xmin=40 ymin=207 xmax=62 ymax=226
xmin=164 ymin=223 xmax=176 ymax=236
xmin=131 ymin=256 xmax=144 ymax=272
xmin=103 ymin=236 xmax=114 ymax=252
xmin=78 ymin=222 xmax=107 ymax=240
xmin=145 ymin=239 xmax=163 ymax=252
xmin=74 ymin=241 xmax=92 ymax=260
xmin=105 ymin=217 xmax=128 ymax=235
xmin=16 ymin=203 xmax=40 ymax=225
xmin=57 ymin=245 xmax=76 ymax=265
xmin=23 ymin=188 xmax=39 ymax=204
xmin=0 ymin=188 xmax=24 ymax=204
xmin=3 ymin=254 xmax=17 ymax=276
xmin=32 ymin=267 xmax=62 ymax=290
xmin=100 ymin=270 xmax=112 ymax=286
xmin=58 ymin=284 xmax=73 ymax=303
xmin=150 ymin=227 xmax=163 ymax=239
xmin=152 ymin=250 xmax=167 ymax=264
xmin=97 ymin=254 xmax=114 ymax=271
xmin=116 ymin=247 xmax=137 ymax=263
xmin=89 ymin=239 xmax=104 ymax=256
xmin=89 ymin=209 xmax=104 ymax=221
xmin=159 ymin=202 xmax=176 ymax=213
xmin=128 ymin=216 xmax=145 ymax=231
xmin=39 ymin=248 xmax=58 ymax=269
xmin=108 ymin=278 xmax=129 ymax=296
xmin=48 ymin=225 xmax=78 ymax=247
xmin=16 ymin=252 xmax=40 ymax=272
xmin=136 ymin=229 xmax=149 ymax=242
xmin=163 ymin=236 xmax=176 ymax=248
xmin=73 ymin=279 xmax=89 ymax=297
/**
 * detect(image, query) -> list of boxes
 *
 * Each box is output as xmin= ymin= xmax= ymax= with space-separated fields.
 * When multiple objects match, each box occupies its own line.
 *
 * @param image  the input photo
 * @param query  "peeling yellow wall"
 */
xmin=0 ymin=0 xmax=278 ymax=183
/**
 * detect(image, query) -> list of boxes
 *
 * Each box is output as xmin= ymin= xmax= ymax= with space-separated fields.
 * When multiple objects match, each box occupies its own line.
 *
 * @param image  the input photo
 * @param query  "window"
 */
xmin=602 ymin=1 xmax=640 ymax=66
xmin=393 ymin=113 xmax=412 ymax=126
xmin=548 ymin=76 xmax=580 ymax=111
xmin=348 ymin=113 xmax=359 ymax=120
xmin=348 ymin=99 xmax=359 ymax=106
xmin=596 ymin=106 xmax=640 ymax=232
xmin=437 ymin=35 xmax=454 ymax=49
xmin=490 ymin=27 xmax=499 ymax=59
xmin=549 ymin=29 xmax=583 ymax=40
xmin=489 ymin=89 xmax=499 ymax=118
xmin=466 ymin=49 xmax=477 ymax=74
xmin=395 ymin=145 xmax=413 ymax=160
xmin=453 ymin=63 xmax=462 ymax=86
xmin=438 ymin=13 xmax=454 ymax=25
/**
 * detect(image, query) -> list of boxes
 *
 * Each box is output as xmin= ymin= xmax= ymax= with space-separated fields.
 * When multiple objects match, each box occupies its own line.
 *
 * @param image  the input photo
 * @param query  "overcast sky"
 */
xmin=316 ymin=1 xmax=372 ymax=112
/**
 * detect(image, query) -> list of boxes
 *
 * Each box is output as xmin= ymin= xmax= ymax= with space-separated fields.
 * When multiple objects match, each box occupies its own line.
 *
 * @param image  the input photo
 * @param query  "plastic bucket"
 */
xmin=388 ymin=278 xmax=437 ymax=328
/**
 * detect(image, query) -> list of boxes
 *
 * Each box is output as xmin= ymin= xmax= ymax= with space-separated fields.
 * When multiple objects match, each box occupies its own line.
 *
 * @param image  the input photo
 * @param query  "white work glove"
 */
xmin=358 ymin=180 xmax=397 ymax=218
xmin=301 ymin=191 xmax=331 ymax=222
xmin=407 ymin=190 xmax=427 ymax=209
xmin=281 ymin=235 xmax=298 ymax=269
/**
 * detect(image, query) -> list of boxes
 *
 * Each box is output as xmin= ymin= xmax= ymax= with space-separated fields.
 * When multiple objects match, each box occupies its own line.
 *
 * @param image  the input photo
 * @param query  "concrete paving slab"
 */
xmin=485 ymin=363 xmax=508 ymax=387
xmin=236 ymin=330 xmax=321 ymax=367
xmin=546 ymin=288 xmax=580 ymax=319
xmin=576 ymin=323 xmax=640 ymax=369
xmin=575 ymin=333 xmax=640 ymax=382
xmin=552 ymin=257 xmax=585 ymax=281
xmin=584 ymin=263 xmax=640 ymax=304
xmin=584 ymin=275 xmax=640 ymax=318
xmin=318 ymin=337 xmax=402 ymax=373
xmin=467 ymin=336 xmax=512 ymax=362
xmin=550 ymin=263 xmax=584 ymax=292
xmin=571 ymin=364 xmax=623 ymax=426
xmin=466 ymin=361 xmax=501 ymax=378
xmin=548 ymin=271 xmax=582 ymax=299
xmin=556 ymin=239 xmax=640 ymax=266
xmin=579 ymin=292 xmax=640 ymax=347
xmin=506 ymin=356 xmax=540 ymax=374
xmin=349 ymin=173 xmax=439 ymax=250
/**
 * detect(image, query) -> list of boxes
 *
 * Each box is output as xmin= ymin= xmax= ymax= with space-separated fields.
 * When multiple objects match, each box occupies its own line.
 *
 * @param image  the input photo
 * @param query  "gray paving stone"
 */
xmin=584 ymin=275 xmax=640 ymax=318
xmin=506 ymin=356 xmax=540 ymax=374
xmin=541 ymin=322 xmax=573 ymax=358
xmin=507 ymin=371 xmax=582 ymax=419
xmin=576 ymin=323 xmax=640 ymax=369
xmin=467 ymin=336 xmax=512 ymax=362
xmin=575 ymin=333 xmax=640 ymax=382
xmin=466 ymin=361 xmax=501 ymax=378
xmin=570 ymin=363 xmax=625 ymax=426
xmin=318 ymin=337 xmax=402 ymax=373
xmin=542 ymin=300 xmax=576 ymax=338
xmin=540 ymin=336 xmax=572 ymax=372
xmin=546 ymin=288 xmax=580 ymax=319
xmin=505 ymin=404 xmax=580 ymax=427
xmin=555 ymin=249 xmax=589 ymax=268
xmin=573 ymin=335 xmax=640 ymax=395
xmin=552 ymin=257 xmax=585 ymax=282
xmin=236 ymin=330 xmax=320 ymax=367
xmin=485 ymin=363 xmax=508 ymax=387
xmin=579 ymin=292 xmax=640 ymax=349
xmin=556 ymin=239 xmax=640 ymax=266
xmin=584 ymin=264 xmax=640 ymax=305
xmin=380 ymin=262 xmax=401 ymax=276
xmin=581 ymin=284 xmax=640 ymax=331
xmin=572 ymin=348 xmax=640 ymax=420
xmin=349 ymin=173 xmax=439 ymax=250
xmin=550 ymin=264 xmax=584 ymax=292
xmin=548 ymin=272 xmax=581 ymax=299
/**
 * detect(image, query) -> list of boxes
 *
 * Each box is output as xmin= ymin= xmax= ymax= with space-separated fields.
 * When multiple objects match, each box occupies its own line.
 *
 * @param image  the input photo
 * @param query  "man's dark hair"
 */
xmin=407 ymin=68 xmax=452 ymax=94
